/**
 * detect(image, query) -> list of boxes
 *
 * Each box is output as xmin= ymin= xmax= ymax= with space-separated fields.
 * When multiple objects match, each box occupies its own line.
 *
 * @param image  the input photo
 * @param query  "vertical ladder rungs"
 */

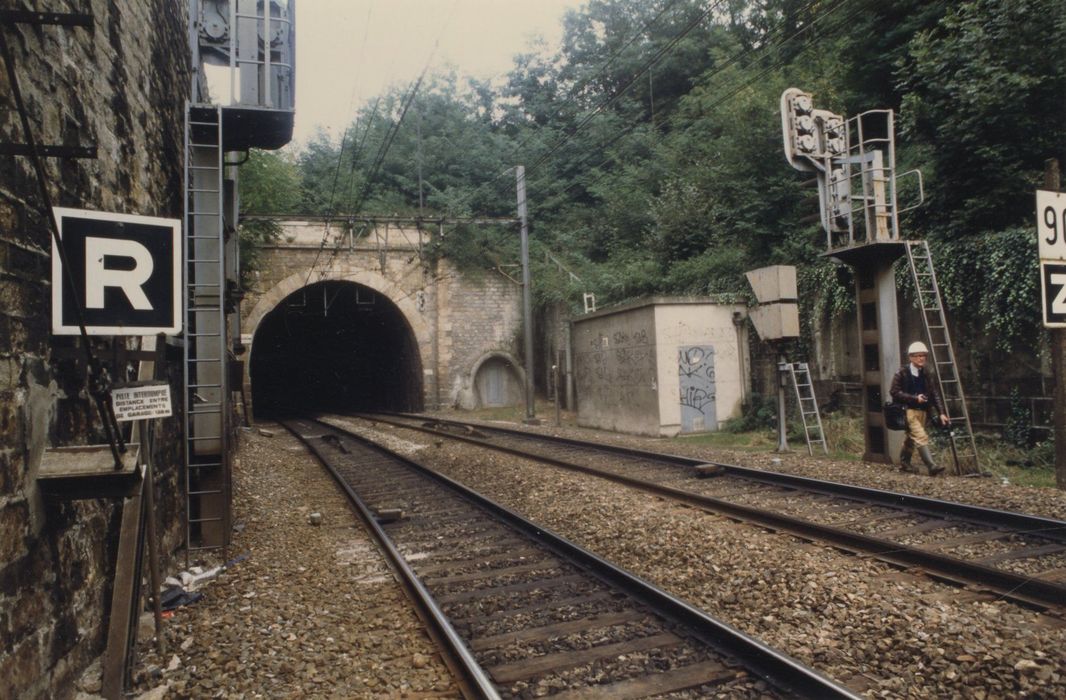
xmin=905 ymin=240 xmax=980 ymax=474
xmin=784 ymin=362 xmax=829 ymax=456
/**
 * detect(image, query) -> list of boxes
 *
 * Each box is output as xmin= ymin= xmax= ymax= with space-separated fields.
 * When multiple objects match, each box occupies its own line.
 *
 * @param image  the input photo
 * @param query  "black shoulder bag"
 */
xmin=883 ymin=401 xmax=907 ymax=431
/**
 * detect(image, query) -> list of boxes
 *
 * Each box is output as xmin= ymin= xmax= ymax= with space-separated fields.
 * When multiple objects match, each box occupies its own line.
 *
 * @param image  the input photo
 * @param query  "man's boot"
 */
xmin=918 ymin=445 xmax=944 ymax=475
xmin=899 ymin=444 xmax=916 ymax=473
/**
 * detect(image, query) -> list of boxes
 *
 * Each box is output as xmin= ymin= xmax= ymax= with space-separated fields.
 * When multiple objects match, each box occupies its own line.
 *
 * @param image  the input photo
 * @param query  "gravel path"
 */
xmin=350 ymin=417 xmax=1066 ymax=699
xmin=128 ymin=424 xmax=459 ymax=699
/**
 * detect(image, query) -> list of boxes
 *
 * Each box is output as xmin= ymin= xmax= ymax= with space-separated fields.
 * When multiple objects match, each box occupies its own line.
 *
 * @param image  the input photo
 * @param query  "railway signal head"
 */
xmin=781 ymin=88 xmax=818 ymax=170
xmin=780 ymin=89 xmax=855 ymax=238
xmin=822 ymin=115 xmax=846 ymax=156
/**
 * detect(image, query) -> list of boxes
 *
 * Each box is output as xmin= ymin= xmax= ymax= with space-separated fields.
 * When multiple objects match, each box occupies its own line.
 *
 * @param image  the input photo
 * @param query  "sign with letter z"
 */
xmin=52 ymin=208 xmax=182 ymax=335
xmin=1041 ymin=261 xmax=1066 ymax=328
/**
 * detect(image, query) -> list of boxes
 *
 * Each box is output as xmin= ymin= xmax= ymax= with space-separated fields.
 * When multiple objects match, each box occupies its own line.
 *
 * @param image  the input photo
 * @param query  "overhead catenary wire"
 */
xmin=532 ymin=0 xmax=864 ymax=202
xmin=446 ymin=0 xmax=692 ymax=216
xmin=304 ymin=2 xmax=456 ymax=286
xmin=343 ymin=96 xmax=383 ymax=213
xmin=514 ymin=0 xmax=864 ymax=292
xmin=518 ymin=0 xmax=729 ymax=181
xmin=302 ymin=1 xmax=376 ymax=286
xmin=446 ymin=0 xmax=852 ymax=269
xmin=504 ymin=0 xmax=687 ymax=161
xmin=319 ymin=0 xmax=377 ymax=222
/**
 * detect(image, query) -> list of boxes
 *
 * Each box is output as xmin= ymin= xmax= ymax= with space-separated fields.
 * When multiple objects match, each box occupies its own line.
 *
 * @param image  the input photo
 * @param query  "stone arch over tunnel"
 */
xmin=248 ymin=278 xmax=426 ymax=416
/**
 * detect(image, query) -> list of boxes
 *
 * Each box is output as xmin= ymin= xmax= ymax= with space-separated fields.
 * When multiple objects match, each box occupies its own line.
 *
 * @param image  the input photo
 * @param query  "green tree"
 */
xmin=897 ymin=0 xmax=1066 ymax=237
xmin=237 ymin=149 xmax=302 ymax=289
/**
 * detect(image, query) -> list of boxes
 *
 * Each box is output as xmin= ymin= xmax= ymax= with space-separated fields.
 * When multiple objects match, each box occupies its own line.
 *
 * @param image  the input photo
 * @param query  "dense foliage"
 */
xmin=242 ymin=0 xmax=1066 ymax=355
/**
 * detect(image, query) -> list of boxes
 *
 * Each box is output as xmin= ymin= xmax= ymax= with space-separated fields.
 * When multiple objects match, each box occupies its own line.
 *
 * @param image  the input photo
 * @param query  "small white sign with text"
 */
xmin=111 ymin=382 xmax=173 ymax=422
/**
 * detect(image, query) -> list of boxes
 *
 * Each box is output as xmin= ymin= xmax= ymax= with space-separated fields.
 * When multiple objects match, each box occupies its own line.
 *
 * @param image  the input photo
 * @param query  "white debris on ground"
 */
xmin=75 ymin=412 xmax=1066 ymax=699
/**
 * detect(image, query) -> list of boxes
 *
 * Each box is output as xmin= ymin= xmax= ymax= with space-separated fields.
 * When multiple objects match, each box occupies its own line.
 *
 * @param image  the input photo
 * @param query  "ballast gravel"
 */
xmin=357 ymin=415 xmax=1066 ymax=699
xmin=128 ymin=424 xmax=458 ymax=699
xmin=118 ymin=413 xmax=1066 ymax=699
xmin=440 ymin=414 xmax=1066 ymax=522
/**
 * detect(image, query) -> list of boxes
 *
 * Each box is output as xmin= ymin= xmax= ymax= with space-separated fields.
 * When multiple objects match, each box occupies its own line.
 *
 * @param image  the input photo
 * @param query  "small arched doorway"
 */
xmin=473 ymin=355 xmax=523 ymax=408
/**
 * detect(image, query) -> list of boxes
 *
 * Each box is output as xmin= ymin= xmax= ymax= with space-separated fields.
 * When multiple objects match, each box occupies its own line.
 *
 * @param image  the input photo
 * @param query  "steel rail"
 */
xmin=281 ymin=419 xmax=498 ymax=700
xmin=360 ymin=413 xmax=1066 ymax=611
xmin=385 ymin=412 xmax=1066 ymax=545
xmin=297 ymin=416 xmax=861 ymax=699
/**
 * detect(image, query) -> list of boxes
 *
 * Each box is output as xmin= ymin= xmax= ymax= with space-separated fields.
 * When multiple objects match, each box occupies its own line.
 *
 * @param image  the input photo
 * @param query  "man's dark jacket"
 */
xmin=889 ymin=365 xmax=944 ymax=414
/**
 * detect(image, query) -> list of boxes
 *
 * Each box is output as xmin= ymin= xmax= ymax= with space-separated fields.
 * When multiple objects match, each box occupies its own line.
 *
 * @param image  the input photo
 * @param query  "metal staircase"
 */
xmin=905 ymin=240 xmax=980 ymax=474
xmin=781 ymin=362 xmax=828 ymax=455
xmin=183 ymin=103 xmax=230 ymax=560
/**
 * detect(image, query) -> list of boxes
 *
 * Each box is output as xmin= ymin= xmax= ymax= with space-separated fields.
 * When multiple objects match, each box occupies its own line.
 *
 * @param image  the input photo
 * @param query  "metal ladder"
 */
xmin=905 ymin=240 xmax=980 ymax=474
xmin=183 ymin=103 xmax=230 ymax=561
xmin=782 ymin=362 xmax=828 ymax=455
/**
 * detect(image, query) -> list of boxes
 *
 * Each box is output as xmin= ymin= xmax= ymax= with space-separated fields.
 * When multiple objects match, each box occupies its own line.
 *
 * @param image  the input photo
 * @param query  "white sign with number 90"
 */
xmin=1038 ymin=190 xmax=1066 ymax=261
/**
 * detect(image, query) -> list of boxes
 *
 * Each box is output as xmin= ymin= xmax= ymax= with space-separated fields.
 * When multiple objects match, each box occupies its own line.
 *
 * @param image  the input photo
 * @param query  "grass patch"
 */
xmin=677 ymin=412 xmax=1060 ymax=487
xmin=970 ymin=435 xmax=1056 ymax=488
xmin=674 ymin=410 xmax=865 ymax=460
xmin=443 ymin=402 xmax=1060 ymax=489
xmin=675 ymin=430 xmax=779 ymax=451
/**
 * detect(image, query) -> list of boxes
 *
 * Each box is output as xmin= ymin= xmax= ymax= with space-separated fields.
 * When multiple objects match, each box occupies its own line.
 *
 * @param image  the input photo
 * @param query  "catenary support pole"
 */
xmin=555 ymin=350 xmax=562 ymax=427
xmin=1047 ymin=159 xmax=1065 ymax=490
xmin=516 ymin=166 xmax=538 ymax=424
xmin=777 ymin=352 xmax=790 ymax=453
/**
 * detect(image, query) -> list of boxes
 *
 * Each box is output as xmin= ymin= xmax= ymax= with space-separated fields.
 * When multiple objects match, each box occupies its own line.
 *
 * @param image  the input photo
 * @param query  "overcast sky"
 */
xmin=292 ymin=0 xmax=585 ymax=146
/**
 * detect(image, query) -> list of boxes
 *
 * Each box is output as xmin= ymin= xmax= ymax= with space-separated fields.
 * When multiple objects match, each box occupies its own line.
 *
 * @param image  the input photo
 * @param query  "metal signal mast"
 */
xmin=780 ymin=88 xmax=978 ymax=473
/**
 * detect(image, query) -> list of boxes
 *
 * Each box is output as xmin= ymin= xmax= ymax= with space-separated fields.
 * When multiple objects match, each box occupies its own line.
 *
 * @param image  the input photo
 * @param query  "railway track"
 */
xmin=280 ymin=416 xmax=860 ymax=699
xmin=354 ymin=412 xmax=1066 ymax=612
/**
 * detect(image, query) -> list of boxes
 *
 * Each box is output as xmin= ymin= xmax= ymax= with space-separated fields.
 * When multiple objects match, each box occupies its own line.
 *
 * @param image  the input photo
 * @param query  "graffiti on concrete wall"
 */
xmin=678 ymin=345 xmax=717 ymax=432
xmin=574 ymin=322 xmax=658 ymax=420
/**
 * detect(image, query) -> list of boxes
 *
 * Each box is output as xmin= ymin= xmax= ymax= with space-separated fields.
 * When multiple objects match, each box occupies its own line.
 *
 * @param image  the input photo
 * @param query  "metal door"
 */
xmin=484 ymin=362 xmax=505 ymax=406
xmin=679 ymin=345 xmax=716 ymax=433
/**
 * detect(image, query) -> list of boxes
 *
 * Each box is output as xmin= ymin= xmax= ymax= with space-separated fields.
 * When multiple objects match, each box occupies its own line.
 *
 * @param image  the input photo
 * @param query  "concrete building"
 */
xmin=572 ymin=297 xmax=750 ymax=437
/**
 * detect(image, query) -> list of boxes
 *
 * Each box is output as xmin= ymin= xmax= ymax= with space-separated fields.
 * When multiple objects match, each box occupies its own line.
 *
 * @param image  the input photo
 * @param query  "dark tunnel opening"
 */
xmin=251 ymin=281 xmax=424 ymax=417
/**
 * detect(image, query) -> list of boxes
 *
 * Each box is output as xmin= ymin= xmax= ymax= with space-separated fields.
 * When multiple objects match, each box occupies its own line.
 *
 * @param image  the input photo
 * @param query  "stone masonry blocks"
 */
xmin=241 ymin=225 xmax=524 ymax=411
xmin=0 ymin=1 xmax=191 ymax=697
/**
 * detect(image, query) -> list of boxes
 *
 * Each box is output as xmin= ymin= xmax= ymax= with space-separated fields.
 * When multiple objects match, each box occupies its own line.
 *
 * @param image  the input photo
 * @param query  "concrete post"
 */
xmin=776 ymin=353 xmax=790 ymax=452
xmin=516 ymin=166 xmax=537 ymax=424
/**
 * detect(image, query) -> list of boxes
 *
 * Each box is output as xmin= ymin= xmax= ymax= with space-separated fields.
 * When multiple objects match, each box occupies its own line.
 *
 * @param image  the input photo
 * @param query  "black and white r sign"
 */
xmin=52 ymin=208 xmax=182 ymax=335
xmin=1041 ymin=261 xmax=1066 ymax=328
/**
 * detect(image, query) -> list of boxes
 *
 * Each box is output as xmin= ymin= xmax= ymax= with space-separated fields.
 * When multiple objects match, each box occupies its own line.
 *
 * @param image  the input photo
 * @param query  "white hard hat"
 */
xmin=907 ymin=341 xmax=929 ymax=355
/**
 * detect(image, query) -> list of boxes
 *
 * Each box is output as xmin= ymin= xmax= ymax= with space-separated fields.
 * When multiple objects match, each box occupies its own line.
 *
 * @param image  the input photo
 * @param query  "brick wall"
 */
xmin=441 ymin=267 xmax=523 ymax=408
xmin=0 ymin=1 xmax=190 ymax=696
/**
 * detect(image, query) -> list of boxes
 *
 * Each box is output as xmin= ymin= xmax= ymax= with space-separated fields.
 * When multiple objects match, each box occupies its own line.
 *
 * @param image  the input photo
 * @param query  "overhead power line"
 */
xmin=520 ymin=0 xmax=728 ymax=178
xmin=504 ymin=0 xmax=686 ymax=161
xmin=448 ymin=0 xmax=719 ymax=215
xmin=533 ymin=0 xmax=864 ymax=202
xmin=304 ymin=3 xmax=455 ymax=285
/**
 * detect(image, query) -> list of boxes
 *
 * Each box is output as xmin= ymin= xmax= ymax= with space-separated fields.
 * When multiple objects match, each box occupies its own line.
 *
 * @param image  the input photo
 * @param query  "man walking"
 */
xmin=890 ymin=341 xmax=950 ymax=475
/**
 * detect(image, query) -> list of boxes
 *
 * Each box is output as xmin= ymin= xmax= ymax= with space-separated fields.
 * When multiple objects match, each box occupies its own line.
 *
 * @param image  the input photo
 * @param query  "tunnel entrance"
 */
xmin=251 ymin=281 xmax=423 ymax=416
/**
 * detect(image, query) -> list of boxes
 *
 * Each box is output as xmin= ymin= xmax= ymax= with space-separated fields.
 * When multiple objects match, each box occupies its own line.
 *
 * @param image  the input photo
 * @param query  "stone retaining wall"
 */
xmin=0 ymin=2 xmax=190 ymax=696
